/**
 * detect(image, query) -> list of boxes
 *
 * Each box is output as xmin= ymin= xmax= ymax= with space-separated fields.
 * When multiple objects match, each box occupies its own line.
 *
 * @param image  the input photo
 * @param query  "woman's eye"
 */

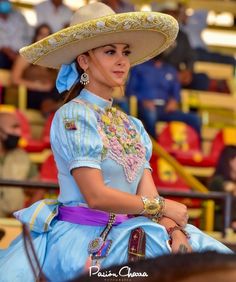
xmin=105 ymin=50 xmax=115 ymax=55
xmin=123 ymin=50 xmax=131 ymax=56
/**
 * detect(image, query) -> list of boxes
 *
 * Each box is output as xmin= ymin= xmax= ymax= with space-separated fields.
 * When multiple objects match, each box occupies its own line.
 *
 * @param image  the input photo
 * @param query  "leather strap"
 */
xmin=128 ymin=227 xmax=146 ymax=262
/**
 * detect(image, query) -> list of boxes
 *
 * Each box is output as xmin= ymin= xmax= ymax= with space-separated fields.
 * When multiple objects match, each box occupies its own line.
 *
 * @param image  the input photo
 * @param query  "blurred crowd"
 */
xmin=0 ymin=0 xmax=236 ymax=231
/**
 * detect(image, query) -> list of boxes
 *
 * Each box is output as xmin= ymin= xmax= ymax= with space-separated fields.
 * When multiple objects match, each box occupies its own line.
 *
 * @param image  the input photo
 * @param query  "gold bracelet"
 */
xmin=140 ymin=196 xmax=165 ymax=216
xmin=151 ymin=196 xmax=165 ymax=222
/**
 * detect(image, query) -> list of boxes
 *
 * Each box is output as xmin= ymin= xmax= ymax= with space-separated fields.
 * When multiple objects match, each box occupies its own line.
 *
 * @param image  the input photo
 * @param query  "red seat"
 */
xmin=150 ymin=154 xmax=189 ymax=190
xmin=177 ymin=127 xmax=236 ymax=167
xmin=39 ymin=154 xmax=58 ymax=199
xmin=15 ymin=109 xmax=31 ymax=139
xmin=16 ymin=110 xmax=45 ymax=152
xmin=158 ymin=121 xmax=215 ymax=167
xmin=158 ymin=121 xmax=200 ymax=154
xmin=16 ymin=110 xmax=54 ymax=152
xmin=208 ymin=127 xmax=236 ymax=165
xmin=150 ymin=154 xmax=202 ymax=227
xmin=41 ymin=112 xmax=55 ymax=148
xmin=40 ymin=154 xmax=58 ymax=183
xmin=150 ymin=154 xmax=201 ymax=209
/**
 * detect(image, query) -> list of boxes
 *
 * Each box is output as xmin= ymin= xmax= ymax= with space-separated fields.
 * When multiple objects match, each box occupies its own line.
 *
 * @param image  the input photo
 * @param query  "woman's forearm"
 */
xmin=87 ymin=184 xmax=145 ymax=214
xmin=72 ymin=168 xmax=187 ymax=226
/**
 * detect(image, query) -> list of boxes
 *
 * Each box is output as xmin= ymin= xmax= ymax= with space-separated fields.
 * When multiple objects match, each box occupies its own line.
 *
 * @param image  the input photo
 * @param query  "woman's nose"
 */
xmin=116 ymin=55 xmax=126 ymax=66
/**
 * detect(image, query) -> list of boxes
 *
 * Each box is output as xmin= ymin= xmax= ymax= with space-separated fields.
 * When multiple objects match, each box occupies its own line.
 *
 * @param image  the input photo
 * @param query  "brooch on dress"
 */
xmin=63 ymin=119 xmax=77 ymax=130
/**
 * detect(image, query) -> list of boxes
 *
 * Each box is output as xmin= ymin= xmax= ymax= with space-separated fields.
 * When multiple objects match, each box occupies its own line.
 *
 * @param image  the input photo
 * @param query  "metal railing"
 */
xmin=159 ymin=188 xmax=232 ymax=238
xmin=0 ymin=179 xmax=232 ymax=238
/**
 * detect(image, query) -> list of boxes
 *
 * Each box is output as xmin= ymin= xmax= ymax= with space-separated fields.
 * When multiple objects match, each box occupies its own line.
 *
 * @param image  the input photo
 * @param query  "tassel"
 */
xmin=84 ymin=255 xmax=93 ymax=272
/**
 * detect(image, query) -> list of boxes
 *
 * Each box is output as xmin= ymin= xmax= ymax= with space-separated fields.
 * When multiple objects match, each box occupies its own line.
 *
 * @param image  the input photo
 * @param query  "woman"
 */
xmin=11 ymin=23 xmax=59 ymax=116
xmin=0 ymin=3 xmax=232 ymax=282
xmin=209 ymin=145 xmax=236 ymax=230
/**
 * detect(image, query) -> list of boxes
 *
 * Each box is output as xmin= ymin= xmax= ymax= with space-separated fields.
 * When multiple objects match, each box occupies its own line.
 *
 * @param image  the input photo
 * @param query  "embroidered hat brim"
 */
xmin=19 ymin=3 xmax=179 ymax=69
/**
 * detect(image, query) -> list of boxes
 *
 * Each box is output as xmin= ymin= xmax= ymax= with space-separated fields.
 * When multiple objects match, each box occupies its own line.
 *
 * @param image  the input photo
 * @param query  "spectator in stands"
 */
xmin=0 ymin=4 xmax=232 ymax=281
xmin=101 ymin=0 xmax=135 ymax=13
xmin=209 ymin=145 xmax=236 ymax=231
xmin=126 ymin=55 xmax=201 ymax=138
xmin=182 ymin=9 xmax=236 ymax=67
xmin=35 ymin=0 xmax=72 ymax=33
xmin=11 ymin=24 xmax=60 ymax=116
xmin=153 ymin=1 xmax=210 ymax=91
xmin=0 ymin=106 xmax=39 ymax=217
xmin=0 ymin=0 xmax=31 ymax=69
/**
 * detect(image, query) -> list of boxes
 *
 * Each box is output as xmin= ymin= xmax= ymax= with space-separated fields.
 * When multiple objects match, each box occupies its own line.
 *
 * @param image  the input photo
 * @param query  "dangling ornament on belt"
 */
xmin=86 ymin=213 xmax=116 ymax=269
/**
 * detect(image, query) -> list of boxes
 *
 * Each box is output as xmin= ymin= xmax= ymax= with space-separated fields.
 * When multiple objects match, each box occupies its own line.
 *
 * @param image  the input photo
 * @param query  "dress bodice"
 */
xmin=50 ymin=89 xmax=152 ymax=205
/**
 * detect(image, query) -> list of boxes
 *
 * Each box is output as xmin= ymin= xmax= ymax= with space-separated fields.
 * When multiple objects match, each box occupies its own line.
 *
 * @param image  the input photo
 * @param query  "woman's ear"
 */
xmin=76 ymin=54 xmax=89 ymax=71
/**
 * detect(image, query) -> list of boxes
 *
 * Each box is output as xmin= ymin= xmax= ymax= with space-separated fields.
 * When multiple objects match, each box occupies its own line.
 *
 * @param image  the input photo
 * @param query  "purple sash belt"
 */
xmin=57 ymin=205 xmax=131 ymax=226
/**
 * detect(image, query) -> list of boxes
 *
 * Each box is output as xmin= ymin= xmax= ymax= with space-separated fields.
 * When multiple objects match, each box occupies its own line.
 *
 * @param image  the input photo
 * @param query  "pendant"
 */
xmin=94 ymin=239 xmax=112 ymax=259
xmin=88 ymin=237 xmax=104 ymax=254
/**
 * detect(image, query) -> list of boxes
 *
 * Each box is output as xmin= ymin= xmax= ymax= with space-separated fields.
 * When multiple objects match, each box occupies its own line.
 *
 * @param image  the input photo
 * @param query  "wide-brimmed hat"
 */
xmin=20 ymin=2 xmax=179 ymax=69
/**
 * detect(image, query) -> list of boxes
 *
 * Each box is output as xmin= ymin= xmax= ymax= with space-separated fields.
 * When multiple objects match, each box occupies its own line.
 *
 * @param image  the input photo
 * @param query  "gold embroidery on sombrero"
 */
xmin=20 ymin=12 xmax=178 ymax=67
xmin=73 ymin=99 xmax=146 ymax=183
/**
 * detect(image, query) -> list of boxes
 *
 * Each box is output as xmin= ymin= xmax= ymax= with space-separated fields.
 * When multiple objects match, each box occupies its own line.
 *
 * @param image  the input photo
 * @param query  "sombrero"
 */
xmin=20 ymin=2 xmax=179 ymax=69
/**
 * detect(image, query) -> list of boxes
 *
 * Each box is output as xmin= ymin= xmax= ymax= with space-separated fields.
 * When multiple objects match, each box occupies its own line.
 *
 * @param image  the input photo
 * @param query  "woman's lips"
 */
xmin=113 ymin=71 xmax=125 ymax=78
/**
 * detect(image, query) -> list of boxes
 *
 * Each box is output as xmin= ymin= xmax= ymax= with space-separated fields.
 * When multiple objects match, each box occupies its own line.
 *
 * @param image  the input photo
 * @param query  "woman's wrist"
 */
xmin=167 ymin=226 xmax=190 ymax=240
xmin=140 ymin=195 xmax=165 ymax=221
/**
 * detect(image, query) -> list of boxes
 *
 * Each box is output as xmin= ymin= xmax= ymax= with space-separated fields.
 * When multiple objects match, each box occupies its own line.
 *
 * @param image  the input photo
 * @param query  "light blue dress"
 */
xmin=0 ymin=89 xmax=232 ymax=281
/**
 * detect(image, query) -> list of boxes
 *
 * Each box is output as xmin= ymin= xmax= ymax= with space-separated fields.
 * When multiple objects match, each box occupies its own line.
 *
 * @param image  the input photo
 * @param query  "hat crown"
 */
xmin=70 ymin=2 xmax=115 ymax=26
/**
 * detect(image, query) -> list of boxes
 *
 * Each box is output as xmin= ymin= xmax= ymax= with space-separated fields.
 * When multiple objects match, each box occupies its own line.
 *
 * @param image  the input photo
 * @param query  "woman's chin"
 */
xmin=113 ymin=79 xmax=126 ymax=87
xmin=104 ymin=78 xmax=125 ymax=89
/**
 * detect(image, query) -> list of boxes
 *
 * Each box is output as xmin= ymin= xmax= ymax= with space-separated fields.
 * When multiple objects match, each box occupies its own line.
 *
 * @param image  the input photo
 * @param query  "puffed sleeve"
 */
xmin=50 ymin=101 xmax=103 ymax=172
xmin=129 ymin=116 xmax=153 ymax=170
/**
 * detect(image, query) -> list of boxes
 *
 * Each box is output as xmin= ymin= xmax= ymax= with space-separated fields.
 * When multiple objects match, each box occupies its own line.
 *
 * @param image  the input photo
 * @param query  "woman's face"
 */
xmin=0 ymin=113 xmax=21 ymax=141
xmin=229 ymin=157 xmax=236 ymax=181
xmin=78 ymin=43 xmax=131 ymax=91
xmin=36 ymin=26 xmax=51 ymax=41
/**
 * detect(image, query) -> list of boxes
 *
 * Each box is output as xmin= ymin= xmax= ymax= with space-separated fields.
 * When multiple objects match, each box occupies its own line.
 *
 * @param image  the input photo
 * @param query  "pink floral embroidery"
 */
xmin=73 ymin=99 xmax=146 ymax=182
xmin=97 ymin=107 xmax=146 ymax=183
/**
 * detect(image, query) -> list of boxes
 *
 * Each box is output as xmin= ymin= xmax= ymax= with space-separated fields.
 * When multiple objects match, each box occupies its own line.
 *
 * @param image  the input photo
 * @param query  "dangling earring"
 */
xmin=80 ymin=71 xmax=89 ymax=85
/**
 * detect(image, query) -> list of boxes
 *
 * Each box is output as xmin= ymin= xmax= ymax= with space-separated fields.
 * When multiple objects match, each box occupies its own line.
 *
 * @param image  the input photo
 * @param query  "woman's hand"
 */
xmin=164 ymin=199 xmax=188 ymax=227
xmin=159 ymin=217 xmax=191 ymax=253
xmin=34 ymin=80 xmax=54 ymax=92
xmin=178 ymin=69 xmax=193 ymax=85
xmin=142 ymin=100 xmax=156 ymax=111
xmin=165 ymin=99 xmax=179 ymax=113
xmin=169 ymin=230 xmax=192 ymax=253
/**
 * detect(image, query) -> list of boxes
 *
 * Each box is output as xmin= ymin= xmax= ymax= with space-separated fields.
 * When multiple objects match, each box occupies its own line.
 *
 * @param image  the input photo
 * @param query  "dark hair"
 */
xmin=32 ymin=23 xmax=52 ymax=43
xmin=61 ymin=66 xmax=84 ymax=104
xmin=213 ymin=145 xmax=236 ymax=181
xmin=0 ymin=228 xmax=5 ymax=240
xmin=60 ymin=54 xmax=91 ymax=104
xmin=72 ymin=251 xmax=236 ymax=282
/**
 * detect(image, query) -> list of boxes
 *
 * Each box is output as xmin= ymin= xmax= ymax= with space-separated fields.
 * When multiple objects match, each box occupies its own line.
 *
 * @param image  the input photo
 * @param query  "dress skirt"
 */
xmin=0 ymin=200 xmax=232 ymax=282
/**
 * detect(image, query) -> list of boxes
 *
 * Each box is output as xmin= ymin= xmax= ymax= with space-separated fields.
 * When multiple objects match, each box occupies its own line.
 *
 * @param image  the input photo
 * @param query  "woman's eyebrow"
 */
xmin=123 ymin=45 xmax=130 ymax=50
xmin=101 ymin=44 xmax=117 ymax=49
xmin=101 ymin=44 xmax=130 ymax=49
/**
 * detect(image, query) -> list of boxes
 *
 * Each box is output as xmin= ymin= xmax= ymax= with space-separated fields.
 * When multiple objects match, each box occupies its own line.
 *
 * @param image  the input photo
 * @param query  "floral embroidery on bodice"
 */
xmin=73 ymin=99 xmax=146 ymax=183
